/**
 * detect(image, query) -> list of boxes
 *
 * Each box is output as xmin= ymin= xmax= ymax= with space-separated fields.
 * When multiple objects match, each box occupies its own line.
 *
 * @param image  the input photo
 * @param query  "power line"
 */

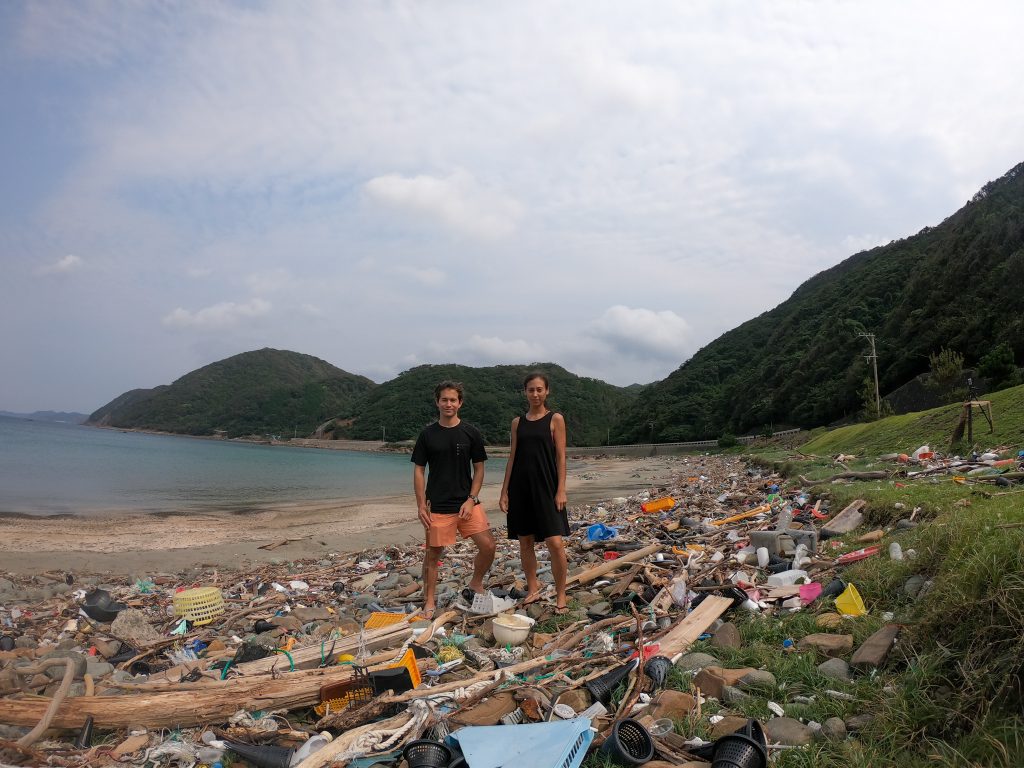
xmin=858 ymin=333 xmax=881 ymax=419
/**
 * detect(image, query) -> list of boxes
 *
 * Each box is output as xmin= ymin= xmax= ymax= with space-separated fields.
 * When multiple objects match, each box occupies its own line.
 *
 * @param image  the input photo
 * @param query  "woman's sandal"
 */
xmin=421 ymin=607 xmax=435 ymax=621
xmin=554 ymin=604 xmax=569 ymax=615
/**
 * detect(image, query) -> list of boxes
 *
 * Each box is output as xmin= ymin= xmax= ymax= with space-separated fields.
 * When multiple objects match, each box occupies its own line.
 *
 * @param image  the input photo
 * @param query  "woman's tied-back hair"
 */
xmin=434 ymin=380 xmax=465 ymax=402
xmin=522 ymin=371 xmax=550 ymax=389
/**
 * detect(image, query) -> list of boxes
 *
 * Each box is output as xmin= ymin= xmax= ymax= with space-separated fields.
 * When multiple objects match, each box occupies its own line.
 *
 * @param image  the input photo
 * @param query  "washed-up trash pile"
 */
xmin=0 ymin=453 xmax=954 ymax=767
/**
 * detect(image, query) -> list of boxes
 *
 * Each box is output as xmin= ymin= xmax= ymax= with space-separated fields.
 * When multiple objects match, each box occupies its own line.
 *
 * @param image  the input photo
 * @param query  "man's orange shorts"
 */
xmin=426 ymin=504 xmax=490 ymax=547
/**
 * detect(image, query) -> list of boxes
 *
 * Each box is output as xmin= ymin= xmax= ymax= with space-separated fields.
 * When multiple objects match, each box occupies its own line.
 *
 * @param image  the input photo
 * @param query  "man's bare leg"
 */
xmin=422 ymin=545 xmax=444 ymax=618
xmin=468 ymin=530 xmax=496 ymax=593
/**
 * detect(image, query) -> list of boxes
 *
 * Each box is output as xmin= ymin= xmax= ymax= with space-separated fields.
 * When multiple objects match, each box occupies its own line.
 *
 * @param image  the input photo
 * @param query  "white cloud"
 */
xmin=185 ymin=266 xmax=212 ymax=278
xmin=364 ymin=171 xmax=522 ymax=240
xmin=588 ymin=306 xmax=693 ymax=360
xmin=162 ymin=298 xmax=271 ymax=330
xmin=427 ymin=335 xmax=546 ymax=366
xmin=245 ymin=268 xmax=293 ymax=295
xmin=391 ymin=265 xmax=445 ymax=286
xmin=573 ymin=54 xmax=681 ymax=111
xmin=37 ymin=254 xmax=83 ymax=275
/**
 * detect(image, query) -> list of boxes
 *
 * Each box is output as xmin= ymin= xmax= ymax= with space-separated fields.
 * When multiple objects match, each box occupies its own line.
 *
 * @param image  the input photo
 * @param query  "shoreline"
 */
xmin=0 ymin=455 xmax=685 ymax=575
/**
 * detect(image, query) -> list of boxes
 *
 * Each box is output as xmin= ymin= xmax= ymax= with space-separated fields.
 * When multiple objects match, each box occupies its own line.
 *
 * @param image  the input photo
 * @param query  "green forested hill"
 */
xmin=335 ymin=363 xmax=637 ymax=445
xmin=87 ymin=348 xmax=375 ymax=438
xmin=613 ymin=162 xmax=1024 ymax=443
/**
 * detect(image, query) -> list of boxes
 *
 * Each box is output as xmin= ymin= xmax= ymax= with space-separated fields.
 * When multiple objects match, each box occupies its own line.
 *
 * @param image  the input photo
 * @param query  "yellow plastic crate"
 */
xmin=172 ymin=587 xmax=225 ymax=626
xmin=364 ymin=611 xmax=407 ymax=630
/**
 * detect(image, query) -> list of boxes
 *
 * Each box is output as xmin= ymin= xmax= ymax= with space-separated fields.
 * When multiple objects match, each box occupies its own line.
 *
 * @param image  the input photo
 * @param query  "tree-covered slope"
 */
xmin=335 ymin=363 xmax=637 ymax=446
xmin=614 ymin=161 xmax=1024 ymax=442
xmin=87 ymin=348 xmax=375 ymax=438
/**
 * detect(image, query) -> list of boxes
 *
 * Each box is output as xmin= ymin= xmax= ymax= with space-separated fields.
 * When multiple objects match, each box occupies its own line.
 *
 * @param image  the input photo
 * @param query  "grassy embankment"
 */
xmin=591 ymin=384 xmax=1024 ymax=767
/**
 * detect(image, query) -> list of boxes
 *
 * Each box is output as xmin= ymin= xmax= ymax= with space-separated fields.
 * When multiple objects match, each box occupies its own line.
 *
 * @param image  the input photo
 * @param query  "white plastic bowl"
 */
xmin=492 ymin=613 xmax=535 ymax=646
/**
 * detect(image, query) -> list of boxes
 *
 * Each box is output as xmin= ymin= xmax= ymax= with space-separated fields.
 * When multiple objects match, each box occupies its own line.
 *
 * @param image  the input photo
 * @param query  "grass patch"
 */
xmin=800 ymin=382 xmax=1024 ymax=457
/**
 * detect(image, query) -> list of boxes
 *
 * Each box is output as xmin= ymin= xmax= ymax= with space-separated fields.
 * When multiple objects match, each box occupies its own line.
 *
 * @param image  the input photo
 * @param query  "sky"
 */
xmin=2 ymin=1 xmax=1023 ymax=413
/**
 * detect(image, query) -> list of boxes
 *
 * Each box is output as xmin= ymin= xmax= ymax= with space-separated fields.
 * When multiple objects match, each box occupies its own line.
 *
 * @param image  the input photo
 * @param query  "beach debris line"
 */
xmin=3 ymin=449 xmax=1006 ymax=767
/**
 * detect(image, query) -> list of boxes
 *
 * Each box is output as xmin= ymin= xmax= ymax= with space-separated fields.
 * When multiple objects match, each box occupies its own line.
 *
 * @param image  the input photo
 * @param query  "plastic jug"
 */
xmin=766 ymin=569 xmax=808 ymax=587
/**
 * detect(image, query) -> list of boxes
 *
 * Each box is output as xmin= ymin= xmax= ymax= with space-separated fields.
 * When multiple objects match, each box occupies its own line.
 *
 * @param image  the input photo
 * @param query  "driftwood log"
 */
xmin=566 ymin=543 xmax=660 ymax=586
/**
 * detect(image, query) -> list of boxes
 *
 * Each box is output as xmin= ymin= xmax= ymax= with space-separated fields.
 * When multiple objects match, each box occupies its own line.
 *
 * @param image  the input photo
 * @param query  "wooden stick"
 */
xmin=566 ymin=544 xmax=660 ymax=587
xmin=15 ymin=658 xmax=75 ymax=747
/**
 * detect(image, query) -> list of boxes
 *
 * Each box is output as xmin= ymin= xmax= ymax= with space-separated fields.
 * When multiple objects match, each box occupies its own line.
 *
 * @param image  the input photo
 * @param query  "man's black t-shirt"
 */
xmin=411 ymin=421 xmax=487 ymax=513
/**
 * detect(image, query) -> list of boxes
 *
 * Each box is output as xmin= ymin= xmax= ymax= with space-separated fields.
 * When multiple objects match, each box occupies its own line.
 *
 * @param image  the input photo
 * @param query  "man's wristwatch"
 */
xmin=468 ymin=495 xmax=480 ymax=504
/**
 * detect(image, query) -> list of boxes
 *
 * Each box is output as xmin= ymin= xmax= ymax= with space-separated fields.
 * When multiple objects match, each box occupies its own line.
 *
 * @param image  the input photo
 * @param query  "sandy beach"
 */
xmin=0 ymin=455 xmax=685 ymax=575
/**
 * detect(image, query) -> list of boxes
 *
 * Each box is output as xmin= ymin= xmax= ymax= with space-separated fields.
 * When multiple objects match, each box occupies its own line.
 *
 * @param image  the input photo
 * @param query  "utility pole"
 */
xmin=381 ymin=425 xmax=386 ymax=443
xmin=858 ymin=333 xmax=881 ymax=419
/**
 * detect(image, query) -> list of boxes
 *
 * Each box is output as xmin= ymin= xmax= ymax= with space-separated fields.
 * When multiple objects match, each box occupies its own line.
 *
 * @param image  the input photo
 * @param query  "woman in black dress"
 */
xmin=499 ymin=372 xmax=569 ymax=613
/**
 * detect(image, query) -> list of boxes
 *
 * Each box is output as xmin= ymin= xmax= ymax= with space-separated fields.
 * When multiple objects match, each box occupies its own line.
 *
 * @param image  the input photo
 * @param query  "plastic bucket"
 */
xmin=835 ymin=583 xmax=866 ymax=616
xmin=711 ymin=719 xmax=767 ymax=768
xmin=599 ymin=718 xmax=655 ymax=766
xmin=403 ymin=740 xmax=453 ymax=768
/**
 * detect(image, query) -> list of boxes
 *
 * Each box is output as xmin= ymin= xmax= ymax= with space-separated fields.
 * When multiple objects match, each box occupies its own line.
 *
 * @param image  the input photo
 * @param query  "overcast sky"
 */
xmin=2 ymin=1 xmax=1022 ymax=412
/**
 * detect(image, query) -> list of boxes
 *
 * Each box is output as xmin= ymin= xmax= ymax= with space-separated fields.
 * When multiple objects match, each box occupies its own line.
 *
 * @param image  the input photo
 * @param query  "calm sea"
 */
xmin=0 ymin=416 xmax=504 ymax=516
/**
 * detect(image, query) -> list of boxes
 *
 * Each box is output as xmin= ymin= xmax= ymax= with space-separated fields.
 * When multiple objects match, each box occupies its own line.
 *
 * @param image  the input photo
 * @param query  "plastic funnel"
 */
xmin=402 ymin=739 xmax=453 ymax=768
xmin=599 ymin=718 xmax=655 ymax=766
xmin=224 ymin=739 xmax=294 ymax=768
xmin=643 ymin=655 xmax=673 ymax=689
xmin=711 ymin=718 xmax=767 ymax=768
xmin=585 ymin=660 xmax=636 ymax=705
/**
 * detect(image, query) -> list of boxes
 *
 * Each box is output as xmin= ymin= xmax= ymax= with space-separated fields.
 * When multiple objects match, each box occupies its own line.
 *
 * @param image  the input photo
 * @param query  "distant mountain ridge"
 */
xmin=87 ymin=348 xmax=375 ymax=438
xmin=333 ymin=363 xmax=637 ymax=445
xmin=612 ymin=161 xmax=1024 ymax=442
xmin=0 ymin=410 xmax=88 ymax=424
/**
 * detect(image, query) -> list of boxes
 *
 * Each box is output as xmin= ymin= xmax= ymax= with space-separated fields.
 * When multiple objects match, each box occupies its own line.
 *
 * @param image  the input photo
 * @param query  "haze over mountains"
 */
xmin=87 ymin=162 xmax=1024 ymax=444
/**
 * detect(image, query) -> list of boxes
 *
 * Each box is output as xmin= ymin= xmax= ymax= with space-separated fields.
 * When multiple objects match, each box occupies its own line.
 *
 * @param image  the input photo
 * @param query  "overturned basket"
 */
xmin=172 ymin=587 xmax=225 ymax=626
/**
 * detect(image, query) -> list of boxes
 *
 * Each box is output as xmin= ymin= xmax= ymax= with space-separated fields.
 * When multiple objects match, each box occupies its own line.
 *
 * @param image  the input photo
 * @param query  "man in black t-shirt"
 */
xmin=412 ymin=380 xmax=495 ymax=619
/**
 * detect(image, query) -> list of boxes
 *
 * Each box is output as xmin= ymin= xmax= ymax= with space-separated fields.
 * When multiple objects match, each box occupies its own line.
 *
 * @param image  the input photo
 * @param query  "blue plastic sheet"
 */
xmin=447 ymin=718 xmax=593 ymax=768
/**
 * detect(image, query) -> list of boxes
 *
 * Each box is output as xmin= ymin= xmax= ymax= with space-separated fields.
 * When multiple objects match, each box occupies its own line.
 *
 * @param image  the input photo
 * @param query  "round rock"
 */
xmin=675 ymin=652 xmax=718 ymax=672
xmin=764 ymin=717 xmax=813 ymax=746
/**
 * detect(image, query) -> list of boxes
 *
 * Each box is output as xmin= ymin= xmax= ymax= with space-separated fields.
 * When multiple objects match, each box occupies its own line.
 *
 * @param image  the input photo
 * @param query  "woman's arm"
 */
xmin=552 ymin=413 xmax=567 ymax=510
xmin=499 ymin=417 xmax=519 ymax=513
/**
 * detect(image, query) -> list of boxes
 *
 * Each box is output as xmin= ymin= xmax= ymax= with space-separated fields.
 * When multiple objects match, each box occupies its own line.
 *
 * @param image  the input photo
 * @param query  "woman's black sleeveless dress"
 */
xmin=507 ymin=411 xmax=569 ymax=540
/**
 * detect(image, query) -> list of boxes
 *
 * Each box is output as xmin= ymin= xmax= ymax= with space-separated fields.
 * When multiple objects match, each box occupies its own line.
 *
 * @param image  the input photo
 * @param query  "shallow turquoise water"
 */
xmin=0 ymin=416 xmax=504 ymax=516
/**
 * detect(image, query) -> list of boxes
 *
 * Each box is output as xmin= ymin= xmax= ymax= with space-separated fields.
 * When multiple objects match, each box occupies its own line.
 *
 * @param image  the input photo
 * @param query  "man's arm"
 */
xmin=458 ymin=460 xmax=485 ymax=519
xmin=413 ymin=464 xmax=430 ymax=528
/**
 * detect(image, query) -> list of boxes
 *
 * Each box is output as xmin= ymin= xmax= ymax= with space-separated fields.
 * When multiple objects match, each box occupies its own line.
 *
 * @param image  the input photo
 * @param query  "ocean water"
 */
xmin=0 ymin=416 xmax=504 ymax=516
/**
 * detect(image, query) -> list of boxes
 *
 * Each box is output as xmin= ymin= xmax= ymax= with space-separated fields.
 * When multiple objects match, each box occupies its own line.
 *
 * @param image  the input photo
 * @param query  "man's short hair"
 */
xmin=434 ymin=380 xmax=465 ymax=402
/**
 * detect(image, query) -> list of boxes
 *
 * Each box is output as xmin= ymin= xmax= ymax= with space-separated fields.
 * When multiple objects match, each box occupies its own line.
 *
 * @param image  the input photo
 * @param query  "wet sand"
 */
xmin=0 ymin=456 xmax=685 ymax=575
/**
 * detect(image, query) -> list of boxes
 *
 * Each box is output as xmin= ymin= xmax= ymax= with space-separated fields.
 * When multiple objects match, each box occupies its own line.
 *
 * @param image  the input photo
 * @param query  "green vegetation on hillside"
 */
xmin=615 ymin=161 xmax=1024 ymax=443
xmin=87 ymin=348 xmax=375 ymax=438
xmin=801 ymin=382 xmax=1024 ymax=457
xmin=334 ymin=363 xmax=636 ymax=445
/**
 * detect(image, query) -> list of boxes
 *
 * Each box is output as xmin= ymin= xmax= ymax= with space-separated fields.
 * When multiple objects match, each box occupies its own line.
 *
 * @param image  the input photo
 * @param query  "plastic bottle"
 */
xmin=669 ymin=575 xmax=688 ymax=607
xmin=889 ymin=542 xmax=904 ymax=561
xmin=793 ymin=543 xmax=810 ymax=569
xmin=756 ymin=547 xmax=770 ymax=568
xmin=291 ymin=733 xmax=332 ymax=765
